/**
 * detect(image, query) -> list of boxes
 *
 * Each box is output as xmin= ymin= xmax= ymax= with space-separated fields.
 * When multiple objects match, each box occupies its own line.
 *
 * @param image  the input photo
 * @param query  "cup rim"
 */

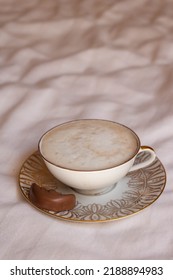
xmin=38 ymin=119 xmax=141 ymax=172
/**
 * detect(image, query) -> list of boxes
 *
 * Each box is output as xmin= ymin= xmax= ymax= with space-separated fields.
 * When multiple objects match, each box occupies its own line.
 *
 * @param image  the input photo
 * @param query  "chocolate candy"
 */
xmin=29 ymin=183 xmax=76 ymax=212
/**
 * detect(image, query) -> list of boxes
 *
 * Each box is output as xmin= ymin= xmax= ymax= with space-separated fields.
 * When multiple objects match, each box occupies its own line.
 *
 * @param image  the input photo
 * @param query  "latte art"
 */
xmin=40 ymin=120 xmax=139 ymax=171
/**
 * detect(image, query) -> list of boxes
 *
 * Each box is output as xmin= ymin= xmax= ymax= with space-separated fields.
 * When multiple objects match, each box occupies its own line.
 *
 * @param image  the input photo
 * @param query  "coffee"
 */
xmin=40 ymin=120 xmax=139 ymax=171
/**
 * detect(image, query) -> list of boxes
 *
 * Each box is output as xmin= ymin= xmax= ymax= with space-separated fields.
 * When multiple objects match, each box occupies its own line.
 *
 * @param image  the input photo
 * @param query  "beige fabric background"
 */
xmin=0 ymin=0 xmax=173 ymax=259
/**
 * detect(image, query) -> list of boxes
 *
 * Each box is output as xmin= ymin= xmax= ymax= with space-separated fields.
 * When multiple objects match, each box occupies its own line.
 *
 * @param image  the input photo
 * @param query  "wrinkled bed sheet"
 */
xmin=0 ymin=0 xmax=173 ymax=260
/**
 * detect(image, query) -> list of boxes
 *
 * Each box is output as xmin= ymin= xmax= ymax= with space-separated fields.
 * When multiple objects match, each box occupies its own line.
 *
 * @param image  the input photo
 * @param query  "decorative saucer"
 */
xmin=19 ymin=151 xmax=166 ymax=223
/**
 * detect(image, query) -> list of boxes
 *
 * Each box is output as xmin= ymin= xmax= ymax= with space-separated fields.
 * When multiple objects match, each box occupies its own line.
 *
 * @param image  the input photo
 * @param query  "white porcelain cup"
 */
xmin=38 ymin=119 xmax=156 ymax=195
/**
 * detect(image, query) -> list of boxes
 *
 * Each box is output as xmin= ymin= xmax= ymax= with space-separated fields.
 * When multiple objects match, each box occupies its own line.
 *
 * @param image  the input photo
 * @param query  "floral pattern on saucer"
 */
xmin=19 ymin=151 xmax=166 ymax=222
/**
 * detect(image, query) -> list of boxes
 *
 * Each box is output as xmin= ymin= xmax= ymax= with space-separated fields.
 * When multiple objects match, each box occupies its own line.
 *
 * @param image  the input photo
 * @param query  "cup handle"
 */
xmin=129 ymin=146 xmax=156 ymax=172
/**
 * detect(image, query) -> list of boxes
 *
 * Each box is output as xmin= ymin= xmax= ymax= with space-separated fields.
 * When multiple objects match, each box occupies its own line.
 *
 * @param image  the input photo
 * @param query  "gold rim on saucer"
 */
xmin=19 ymin=151 xmax=166 ymax=223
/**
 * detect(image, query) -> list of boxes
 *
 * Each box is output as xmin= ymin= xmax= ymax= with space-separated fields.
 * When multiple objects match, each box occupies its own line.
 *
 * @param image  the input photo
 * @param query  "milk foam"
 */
xmin=40 ymin=120 xmax=139 ymax=170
